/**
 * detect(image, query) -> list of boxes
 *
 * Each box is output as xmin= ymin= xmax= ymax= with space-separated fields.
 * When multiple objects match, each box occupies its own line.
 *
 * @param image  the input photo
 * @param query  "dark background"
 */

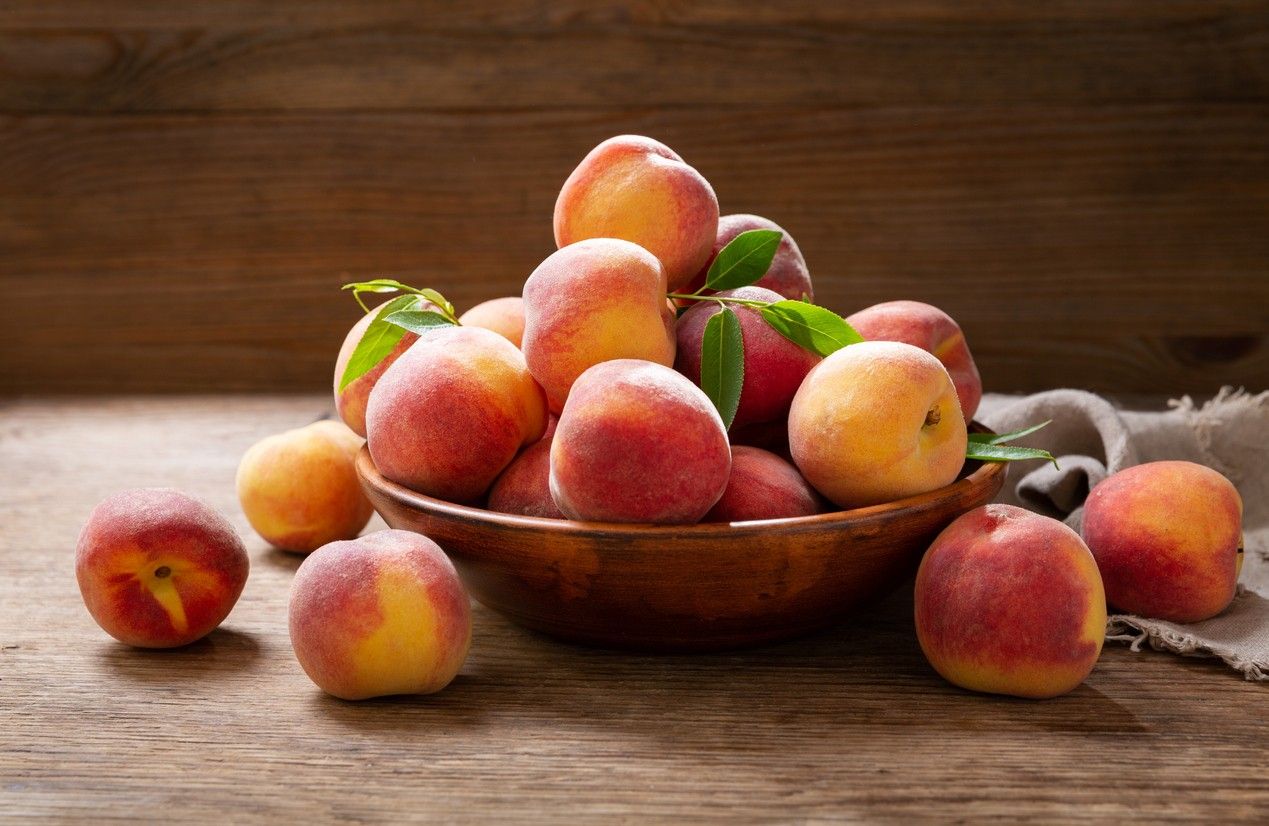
xmin=2 ymin=1 xmax=1266 ymax=395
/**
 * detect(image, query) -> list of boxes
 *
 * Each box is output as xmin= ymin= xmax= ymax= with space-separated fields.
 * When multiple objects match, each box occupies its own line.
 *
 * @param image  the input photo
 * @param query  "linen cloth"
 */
xmin=977 ymin=388 xmax=1269 ymax=680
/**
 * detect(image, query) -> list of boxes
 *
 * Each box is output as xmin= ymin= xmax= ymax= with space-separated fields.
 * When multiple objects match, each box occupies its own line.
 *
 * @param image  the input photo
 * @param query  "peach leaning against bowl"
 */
xmin=366 ymin=324 xmax=547 ymax=503
xmin=551 ymin=359 xmax=731 ymax=524
xmin=915 ymin=504 xmax=1106 ymax=699
xmin=76 ymin=488 xmax=250 ymax=648
xmin=788 ymin=340 xmax=967 ymax=509
xmin=1082 ymin=460 xmax=1243 ymax=623
xmin=237 ymin=419 xmax=374 ymax=553
xmin=521 ymin=238 xmax=676 ymax=413
xmin=289 ymin=530 xmax=472 ymax=700
xmin=846 ymin=300 xmax=983 ymax=420
xmin=554 ymin=135 xmax=719 ymax=292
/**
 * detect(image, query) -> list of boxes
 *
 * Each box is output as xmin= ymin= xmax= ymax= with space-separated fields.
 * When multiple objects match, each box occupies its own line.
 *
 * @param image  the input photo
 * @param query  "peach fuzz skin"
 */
xmin=366 ymin=325 xmax=547 ymax=503
xmin=288 ymin=530 xmax=471 ymax=701
xmin=487 ymin=436 xmax=564 ymax=519
xmin=1082 ymin=461 xmax=1243 ymax=623
xmin=676 ymin=286 xmax=821 ymax=428
xmin=76 ymin=488 xmax=249 ymax=648
xmin=553 ymin=135 xmax=719 ymax=292
xmin=237 ymin=420 xmax=374 ymax=554
xmin=846 ymin=300 xmax=983 ymax=420
xmin=681 ymin=214 xmax=814 ymax=302
xmin=522 ymin=238 xmax=676 ymax=413
xmin=915 ymin=504 xmax=1106 ymax=699
xmin=705 ymin=446 xmax=821 ymax=523
xmin=788 ymin=341 xmax=967 ymax=509
xmin=459 ymin=296 xmax=526 ymax=348
xmin=332 ymin=301 xmax=422 ymax=437
xmin=551 ymin=359 xmax=731 ymax=524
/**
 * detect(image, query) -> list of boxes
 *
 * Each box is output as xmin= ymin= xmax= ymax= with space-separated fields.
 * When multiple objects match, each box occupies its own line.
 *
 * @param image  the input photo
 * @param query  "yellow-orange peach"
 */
xmin=676 ymin=286 xmax=820 ymax=428
xmin=289 ymin=529 xmax=471 ymax=700
xmin=332 ymin=303 xmax=423 ymax=437
xmin=236 ymin=421 xmax=374 ymax=553
xmin=522 ymin=238 xmax=676 ymax=412
xmin=705 ymin=446 xmax=821 ymax=522
xmin=1082 ymin=461 xmax=1242 ymax=623
xmin=551 ymin=359 xmax=731 ymax=523
xmin=847 ymin=300 xmax=983 ymax=420
xmin=915 ymin=504 xmax=1106 ymax=699
xmin=682 ymin=214 xmax=814 ymax=302
xmin=305 ymin=418 xmax=366 ymax=459
xmin=487 ymin=436 xmax=564 ymax=519
xmin=76 ymin=488 xmax=250 ymax=648
xmin=788 ymin=341 xmax=967 ymax=508
xmin=554 ymin=135 xmax=719 ymax=291
xmin=366 ymin=325 xmax=547 ymax=502
xmin=459 ymin=296 xmax=526 ymax=348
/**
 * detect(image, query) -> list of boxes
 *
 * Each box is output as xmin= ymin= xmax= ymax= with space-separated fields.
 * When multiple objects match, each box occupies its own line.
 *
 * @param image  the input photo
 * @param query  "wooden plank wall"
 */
xmin=1 ymin=1 xmax=1267 ymax=395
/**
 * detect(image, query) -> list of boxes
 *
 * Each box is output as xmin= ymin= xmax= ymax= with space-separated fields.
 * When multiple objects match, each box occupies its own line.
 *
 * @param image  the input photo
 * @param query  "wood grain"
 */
xmin=2 ymin=105 xmax=1266 ymax=394
xmin=3 ymin=2 xmax=1268 ymax=111
xmin=2 ymin=397 xmax=1267 ymax=822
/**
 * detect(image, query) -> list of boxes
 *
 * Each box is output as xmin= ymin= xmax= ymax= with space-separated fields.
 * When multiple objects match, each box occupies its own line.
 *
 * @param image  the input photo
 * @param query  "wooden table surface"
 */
xmin=2 ymin=396 xmax=1266 ymax=823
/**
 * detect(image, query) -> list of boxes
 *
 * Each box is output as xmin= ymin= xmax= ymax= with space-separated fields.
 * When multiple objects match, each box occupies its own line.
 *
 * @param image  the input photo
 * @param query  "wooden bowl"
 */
xmin=357 ymin=425 xmax=1007 ymax=652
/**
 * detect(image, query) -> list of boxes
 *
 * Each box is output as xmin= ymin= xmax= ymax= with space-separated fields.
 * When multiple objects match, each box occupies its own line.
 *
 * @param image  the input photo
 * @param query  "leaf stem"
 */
xmin=667 ymin=293 xmax=771 ymax=309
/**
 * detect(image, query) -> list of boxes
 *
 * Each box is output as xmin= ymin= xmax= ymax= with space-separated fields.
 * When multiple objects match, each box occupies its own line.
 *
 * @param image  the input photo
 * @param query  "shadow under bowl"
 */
xmin=356 ymin=423 xmax=1006 ymax=652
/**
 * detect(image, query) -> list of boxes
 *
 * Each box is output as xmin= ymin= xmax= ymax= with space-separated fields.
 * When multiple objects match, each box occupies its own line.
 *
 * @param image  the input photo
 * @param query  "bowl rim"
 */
xmin=357 ymin=420 xmax=1007 ymax=539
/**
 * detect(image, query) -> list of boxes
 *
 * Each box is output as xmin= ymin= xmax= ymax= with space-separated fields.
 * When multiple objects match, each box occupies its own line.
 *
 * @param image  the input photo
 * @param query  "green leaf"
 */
xmin=759 ymin=300 xmax=864 ymax=357
xmin=416 ymin=288 xmax=456 ymax=318
xmin=700 ymin=307 xmax=745 ymax=429
xmin=336 ymin=295 xmax=420 ymax=391
xmin=966 ymin=442 xmax=1059 ymax=469
xmin=384 ymin=309 xmax=458 ymax=336
xmin=705 ymin=229 xmax=782 ymax=291
xmin=967 ymin=420 xmax=1052 ymax=445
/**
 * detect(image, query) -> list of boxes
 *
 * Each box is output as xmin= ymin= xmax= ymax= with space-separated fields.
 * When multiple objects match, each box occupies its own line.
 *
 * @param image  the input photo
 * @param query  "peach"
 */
xmin=551 ymin=359 xmax=731 ymax=523
xmin=305 ymin=418 xmax=366 ymax=459
xmin=683 ymin=214 xmax=813 ymax=301
xmin=675 ymin=286 xmax=821 ymax=428
xmin=1082 ymin=461 xmax=1243 ymax=623
xmin=332 ymin=302 xmax=424 ymax=437
xmin=554 ymin=135 xmax=719 ymax=291
xmin=289 ymin=530 xmax=471 ymax=700
xmin=915 ymin=504 xmax=1106 ymax=699
xmin=788 ymin=341 xmax=967 ymax=509
xmin=366 ymin=325 xmax=547 ymax=503
xmin=487 ymin=436 xmax=564 ymax=519
xmin=705 ymin=446 xmax=821 ymax=522
xmin=459 ymin=296 xmax=525 ymax=348
xmin=236 ymin=421 xmax=374 ymax=553
xmin=76 ymin=488 xmax=249 ymax=648
xmin=522 ymin=238 xmax=676 ymax=412
xmin=846 ymin=300 xmax=982 ymax=420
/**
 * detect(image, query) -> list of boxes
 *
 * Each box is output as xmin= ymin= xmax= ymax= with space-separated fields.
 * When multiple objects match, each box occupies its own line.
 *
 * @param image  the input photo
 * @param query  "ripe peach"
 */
xmin=76 ymin=488 xmax=249 ymax=648
xmin=551 ymin=359 xmax=731 ymax=523
xmin=705 ymin=446 xmax=821 ymax=522
xmin=487 ymin=436 xmax=564 ymax=519
xmin=332 ymin=302 xmax=423 ymax=437
xmin=683 ymin=214 xmax=813 ymax=301
xmin=366 ymin=325 xmax=547 ymax=503
xmin=1082 ymin=461 xmax=1243 ymax=623
xmin=554 ymin=135 xmax=719 ymax=291
xmin=522 ymin=238 xmax=676 ymax=412
xmin=675 ymin=286 xmax=821 ymax=428
xmin=789 ymin=341 xmax=967 ymax=509
xmin=846 ymin=300 xmax=982 ymax=420
xmin=237 ymin=421 xmax=374 ymax=553
xmin=459 ymin=296 xmax=525 ymax=348
xmin=289 ymin=530 xmax=471 ymax=700
xmin=915 ymin=504 xmax=1106 ymax=699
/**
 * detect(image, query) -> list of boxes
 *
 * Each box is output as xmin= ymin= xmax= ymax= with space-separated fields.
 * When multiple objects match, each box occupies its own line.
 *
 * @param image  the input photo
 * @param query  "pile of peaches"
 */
xmin=75 ymin=136 xmax=1245 ymax=702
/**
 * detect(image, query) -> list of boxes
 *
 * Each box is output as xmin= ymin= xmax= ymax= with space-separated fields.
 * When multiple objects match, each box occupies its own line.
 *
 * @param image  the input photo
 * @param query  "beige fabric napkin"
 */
xmin=977 ymin=388 xmax=1269 ymax=680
